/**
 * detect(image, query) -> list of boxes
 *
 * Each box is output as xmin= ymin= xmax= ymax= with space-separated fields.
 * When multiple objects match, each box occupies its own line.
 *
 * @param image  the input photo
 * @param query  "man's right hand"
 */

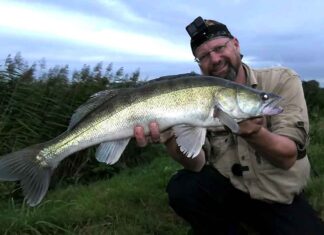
xmin=134 ymin=121 xmax=206 ymax=172
xmin=134 ymin=121 xmax=174 ymax=147
xmin=134 ymin=122 xmax=161 ymax=147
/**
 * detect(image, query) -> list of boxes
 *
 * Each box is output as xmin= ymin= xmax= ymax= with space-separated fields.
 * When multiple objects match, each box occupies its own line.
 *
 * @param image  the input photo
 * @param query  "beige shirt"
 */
xmin=206 ymin=63 xmax=310 ymax=204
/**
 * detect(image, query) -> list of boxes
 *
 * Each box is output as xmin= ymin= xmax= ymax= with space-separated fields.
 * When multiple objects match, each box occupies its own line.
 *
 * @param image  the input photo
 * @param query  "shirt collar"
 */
xmin=242 ymin=63 xmax=258 ymax=88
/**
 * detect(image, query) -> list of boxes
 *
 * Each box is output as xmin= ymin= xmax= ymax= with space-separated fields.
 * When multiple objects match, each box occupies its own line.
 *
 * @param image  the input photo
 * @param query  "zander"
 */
xmin=0 ymin=74 xmax=283 ymax=206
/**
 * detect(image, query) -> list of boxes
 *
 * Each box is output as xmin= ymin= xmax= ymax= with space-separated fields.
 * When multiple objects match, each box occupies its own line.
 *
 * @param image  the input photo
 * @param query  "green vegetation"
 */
xmin=0 ymin=53 xmax=188 ymax=234
xmin=305 ymin=118 xmax=324 ymax=219
xmin=0 ymin=156 xmax=187 ymax=235
xmin=0 ymin=53 xmax=323 ymax=233
xmin=0 ymin=53 xmax=144 ymax=188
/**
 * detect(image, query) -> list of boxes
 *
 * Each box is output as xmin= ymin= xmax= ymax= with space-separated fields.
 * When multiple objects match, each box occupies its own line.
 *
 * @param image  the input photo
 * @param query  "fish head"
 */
xmin=214 ymin=86 xmax=283 ymax=119
xmin=236 ymin=89 xmax=283 ymax=117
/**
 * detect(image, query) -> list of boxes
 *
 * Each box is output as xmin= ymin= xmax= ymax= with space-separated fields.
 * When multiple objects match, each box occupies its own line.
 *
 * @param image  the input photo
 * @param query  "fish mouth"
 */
xmin=262 ymin=97 xmax=283 ymax=116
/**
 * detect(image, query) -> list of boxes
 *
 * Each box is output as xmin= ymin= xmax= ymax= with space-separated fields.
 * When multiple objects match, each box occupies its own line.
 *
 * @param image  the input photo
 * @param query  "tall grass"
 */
xmin=0 ymin=66 xmax=147 ymax=192
xmin=304 ymin=118 xmax=324 ymax=219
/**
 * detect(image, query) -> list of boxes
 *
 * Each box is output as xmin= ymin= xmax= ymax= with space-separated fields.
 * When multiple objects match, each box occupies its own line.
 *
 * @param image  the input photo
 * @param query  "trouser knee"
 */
xmin=166 ymin=167 xmax=236 ymax=235
xmin=166 ymin=166 xmax=231 ymax=214
xmin=166 ymin=170 xmax=200 ymax=212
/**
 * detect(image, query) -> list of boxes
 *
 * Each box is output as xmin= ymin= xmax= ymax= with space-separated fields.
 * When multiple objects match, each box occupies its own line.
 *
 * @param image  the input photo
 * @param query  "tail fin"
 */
xmin=0 ymin=144 xmax=52 ymax=206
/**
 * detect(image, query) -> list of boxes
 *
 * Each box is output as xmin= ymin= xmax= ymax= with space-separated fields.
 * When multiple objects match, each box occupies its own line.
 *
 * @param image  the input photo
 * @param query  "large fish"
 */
xmin=0 ymin=74 xmax=283 ymax=206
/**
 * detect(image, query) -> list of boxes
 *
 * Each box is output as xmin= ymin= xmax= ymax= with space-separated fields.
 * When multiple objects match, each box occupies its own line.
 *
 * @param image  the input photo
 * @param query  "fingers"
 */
xmin=238 ymin=116 xmax=265 ymax=136
xmin=134 ymin=121 xmax=161 ymax=147
xmin=251 ymin=116 xmax=265 ymax=125
xmin=239 ymin=117 xmax=264 ymax=126
xmin=134 ymin=125 xmax=147 ymax=147
xmin=149 ymin=122 xmax=160 ymax=143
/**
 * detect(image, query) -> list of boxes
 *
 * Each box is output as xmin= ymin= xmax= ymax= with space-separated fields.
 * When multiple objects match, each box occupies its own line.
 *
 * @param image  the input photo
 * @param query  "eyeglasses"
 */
xmin=194 ymin=39 xmax=232 ymax=64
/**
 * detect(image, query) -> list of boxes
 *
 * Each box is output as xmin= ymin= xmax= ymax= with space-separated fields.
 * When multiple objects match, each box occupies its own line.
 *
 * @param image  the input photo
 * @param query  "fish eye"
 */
xmin=260 ymin=93 xmax=269 ymax=101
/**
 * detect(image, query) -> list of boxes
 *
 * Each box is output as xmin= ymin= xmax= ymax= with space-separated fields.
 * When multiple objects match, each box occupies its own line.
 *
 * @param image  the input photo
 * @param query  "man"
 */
xmin=134 ymin=17 xmax=324 ymax=235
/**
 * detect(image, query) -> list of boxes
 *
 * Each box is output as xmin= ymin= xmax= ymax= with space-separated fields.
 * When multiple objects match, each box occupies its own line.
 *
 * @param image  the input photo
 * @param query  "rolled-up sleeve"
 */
xmin=269 ymin=69 xmax=309 ymax=148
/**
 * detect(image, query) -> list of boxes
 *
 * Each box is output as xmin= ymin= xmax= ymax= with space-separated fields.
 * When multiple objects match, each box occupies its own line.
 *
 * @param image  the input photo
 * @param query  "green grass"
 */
xmin=305 ymin=176 xmax=324 ymax=219
xmin=0 ymin=144 xmax=323 ymax=235
xmin=306 ymin=146 xmax=324 ymax=219
xmin=0 ymin=119 xmax=323 ymax=235
xmin=0 ymin=149 xmax=323 ymax=235
xmin=0 ymin=156 xmax=188 ymax=235
xmin=304 ymin=119 xmax=324 ymax=220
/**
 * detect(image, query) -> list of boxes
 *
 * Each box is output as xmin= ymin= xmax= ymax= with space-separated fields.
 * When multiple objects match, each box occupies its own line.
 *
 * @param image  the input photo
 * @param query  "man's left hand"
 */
xmin=238 ymin=117 xmax=266 ymax=137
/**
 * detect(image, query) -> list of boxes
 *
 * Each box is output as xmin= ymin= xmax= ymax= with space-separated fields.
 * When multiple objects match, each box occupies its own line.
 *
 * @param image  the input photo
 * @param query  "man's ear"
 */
xmin=232 ymin=37 xmax=240 ymax=48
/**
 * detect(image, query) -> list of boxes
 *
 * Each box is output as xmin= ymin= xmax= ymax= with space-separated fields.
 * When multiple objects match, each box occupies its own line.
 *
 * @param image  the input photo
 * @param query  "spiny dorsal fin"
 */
xmin=68 ymin=89 xmax=125 ymax=130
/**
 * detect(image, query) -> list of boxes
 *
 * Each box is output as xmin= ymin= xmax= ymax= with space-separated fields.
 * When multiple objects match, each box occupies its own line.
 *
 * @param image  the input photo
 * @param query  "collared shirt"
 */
xmin=205 ymin=63 xmax=310 ymax=204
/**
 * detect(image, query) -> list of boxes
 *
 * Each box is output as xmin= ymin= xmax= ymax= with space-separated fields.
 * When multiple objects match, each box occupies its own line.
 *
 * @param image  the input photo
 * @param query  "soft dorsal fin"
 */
xmin=68 ymin=89 xmax=124 ymax=130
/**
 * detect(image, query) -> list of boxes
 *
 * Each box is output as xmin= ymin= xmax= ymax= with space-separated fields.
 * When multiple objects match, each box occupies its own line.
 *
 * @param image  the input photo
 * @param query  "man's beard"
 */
xmin=208 ymin=59 xmax=240 ymax=81
xmin=211 ymin=64 xmax=237 ymax=81
xmin=223 ymin=65 xmax=237 ymax=81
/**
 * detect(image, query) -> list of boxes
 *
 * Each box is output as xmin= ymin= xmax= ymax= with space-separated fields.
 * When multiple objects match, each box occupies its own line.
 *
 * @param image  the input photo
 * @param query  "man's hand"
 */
xmin=134 ymin=122 xmax=160 ymax=147
xmin=238 ymin=117 xmax=266 ymax=137
xmin=237 ymin=116 xmax=297 ymax=169
xmin=133 ymin=121 xmax=206 ymax=172
xmin=134 ymin=121 xmax=174 ymax=147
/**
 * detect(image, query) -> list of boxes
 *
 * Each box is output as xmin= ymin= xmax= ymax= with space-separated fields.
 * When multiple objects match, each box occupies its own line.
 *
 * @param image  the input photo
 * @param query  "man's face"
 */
xmin=194 ymin=37 xmax=242 ymax=81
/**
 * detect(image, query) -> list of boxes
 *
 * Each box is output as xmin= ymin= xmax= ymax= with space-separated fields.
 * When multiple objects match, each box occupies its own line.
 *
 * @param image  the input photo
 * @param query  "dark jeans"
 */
xmin=166 ymin=165 xmax=324 ymax=235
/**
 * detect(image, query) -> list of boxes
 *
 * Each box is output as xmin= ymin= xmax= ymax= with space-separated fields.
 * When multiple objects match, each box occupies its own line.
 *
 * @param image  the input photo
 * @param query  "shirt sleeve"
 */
xmin=268 ymin=69 xmax=309 ymax=151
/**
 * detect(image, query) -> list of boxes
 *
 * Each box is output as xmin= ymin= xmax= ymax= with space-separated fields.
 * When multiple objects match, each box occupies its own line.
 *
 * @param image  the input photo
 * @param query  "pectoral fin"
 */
xmin=96 ymin=138 xmax=130 ymax=165
xmin=214 ymin=107 xmax=240 ymax=134
xmin=173 ymin=125 xmax=206 ymax=158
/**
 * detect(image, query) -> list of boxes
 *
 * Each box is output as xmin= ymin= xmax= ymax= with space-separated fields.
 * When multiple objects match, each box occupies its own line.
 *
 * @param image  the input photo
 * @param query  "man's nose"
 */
xmin=209 ymin=51 xmax=221 ymax=64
